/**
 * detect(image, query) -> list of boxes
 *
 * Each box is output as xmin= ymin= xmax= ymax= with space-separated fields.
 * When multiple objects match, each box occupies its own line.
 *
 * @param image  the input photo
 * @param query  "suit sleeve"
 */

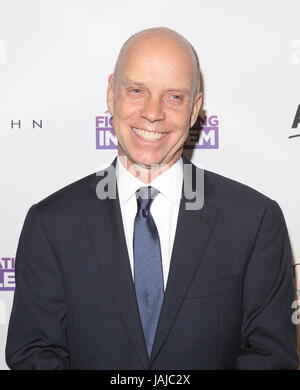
xmin=5 ymin=204 xmax=70 ymax=369
xmin=234 ymin=200 xmax=299 ymax=370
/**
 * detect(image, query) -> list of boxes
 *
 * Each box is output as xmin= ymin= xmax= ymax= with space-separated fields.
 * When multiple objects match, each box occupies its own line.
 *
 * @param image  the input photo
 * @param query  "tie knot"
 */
xmin=136 ymin=186 xmax=159 ymax=217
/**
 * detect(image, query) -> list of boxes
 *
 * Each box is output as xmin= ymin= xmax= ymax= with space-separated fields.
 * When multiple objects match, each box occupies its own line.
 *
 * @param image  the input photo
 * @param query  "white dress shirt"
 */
xmin=116 ymin=155 xmax=183 ymax=291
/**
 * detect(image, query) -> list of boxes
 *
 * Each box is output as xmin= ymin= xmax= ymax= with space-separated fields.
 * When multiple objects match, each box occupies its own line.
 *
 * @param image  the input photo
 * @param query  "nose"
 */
xmin=140 ymin=95 xmax=165 ymax=122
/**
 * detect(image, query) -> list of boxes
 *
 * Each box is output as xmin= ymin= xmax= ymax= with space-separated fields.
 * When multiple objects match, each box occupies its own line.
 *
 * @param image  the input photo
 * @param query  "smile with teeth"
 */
xmin=132 ymin=127 xmax=167 ymax=141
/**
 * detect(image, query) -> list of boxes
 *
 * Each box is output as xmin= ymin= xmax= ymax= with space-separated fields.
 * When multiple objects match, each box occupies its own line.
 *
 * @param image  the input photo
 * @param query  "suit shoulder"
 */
xmin=204 ymin=168 xmax=275 ymax=207
xmin=34 ymin=171 xmax=97 ymax=215
xmin=34 ymin=157 xmax=117 ymax=211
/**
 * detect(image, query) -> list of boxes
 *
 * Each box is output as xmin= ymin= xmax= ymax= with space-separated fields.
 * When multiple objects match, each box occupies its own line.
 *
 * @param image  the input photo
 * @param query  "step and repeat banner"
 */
xmin=0 ymin=0 xmax=299 ymax=370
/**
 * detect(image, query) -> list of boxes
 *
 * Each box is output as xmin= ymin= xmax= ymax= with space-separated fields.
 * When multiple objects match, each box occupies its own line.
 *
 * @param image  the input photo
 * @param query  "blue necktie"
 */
xmin=133 ymin=186 xmax=164 ymax=358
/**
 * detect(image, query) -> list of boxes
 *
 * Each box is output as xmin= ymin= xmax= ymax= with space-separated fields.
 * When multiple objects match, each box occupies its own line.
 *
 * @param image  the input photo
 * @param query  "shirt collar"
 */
xmin=116 ymin=155 xmax=183 ymax=206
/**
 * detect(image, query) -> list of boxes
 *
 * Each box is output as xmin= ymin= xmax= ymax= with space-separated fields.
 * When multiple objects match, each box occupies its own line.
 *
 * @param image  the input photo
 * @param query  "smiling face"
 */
xmin=107 ymin=29 xmax=202 ymax=177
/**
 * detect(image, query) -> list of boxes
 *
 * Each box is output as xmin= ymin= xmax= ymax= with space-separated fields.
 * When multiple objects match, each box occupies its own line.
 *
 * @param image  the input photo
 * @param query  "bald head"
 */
xmin=113 ymin=27 xmax=201 ymax=96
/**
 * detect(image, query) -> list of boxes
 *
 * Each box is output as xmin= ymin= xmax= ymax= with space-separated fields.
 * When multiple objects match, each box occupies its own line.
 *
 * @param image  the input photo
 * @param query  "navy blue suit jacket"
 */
xmin=5 ymin=154 xmax=299 ymax=369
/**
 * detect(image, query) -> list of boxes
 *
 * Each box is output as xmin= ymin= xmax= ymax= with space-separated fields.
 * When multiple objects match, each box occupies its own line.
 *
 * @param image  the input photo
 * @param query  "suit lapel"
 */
xmin=81 ymin=157 xmax=150 ymax=369
xmin=148 ymin=154 xmax=220 ymax=367
xmin=81 ymin=154 xmax=220 ymax=369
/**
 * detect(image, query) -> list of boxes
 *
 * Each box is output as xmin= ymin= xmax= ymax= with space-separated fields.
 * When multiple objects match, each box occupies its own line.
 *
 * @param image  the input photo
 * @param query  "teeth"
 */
xmin=132 ymin=127 xmax=166 ymax=141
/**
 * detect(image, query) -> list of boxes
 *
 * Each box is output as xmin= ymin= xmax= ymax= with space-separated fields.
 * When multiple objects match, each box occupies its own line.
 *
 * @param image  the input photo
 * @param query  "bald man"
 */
xmin=6 ymin=27 xmax=299 ymax=370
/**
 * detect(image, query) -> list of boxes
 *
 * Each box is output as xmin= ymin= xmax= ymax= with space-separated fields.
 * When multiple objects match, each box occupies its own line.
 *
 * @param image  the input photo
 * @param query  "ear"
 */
xmin=106 ymin=73 xmax=114 ymax=116
xmin=190 ymin=92 xmax=203 ymax=128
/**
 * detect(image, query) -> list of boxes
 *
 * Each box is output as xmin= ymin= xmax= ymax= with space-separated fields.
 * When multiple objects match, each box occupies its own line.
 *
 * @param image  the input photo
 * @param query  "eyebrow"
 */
xmin=122 ymin=78 xmax=191 ymax=95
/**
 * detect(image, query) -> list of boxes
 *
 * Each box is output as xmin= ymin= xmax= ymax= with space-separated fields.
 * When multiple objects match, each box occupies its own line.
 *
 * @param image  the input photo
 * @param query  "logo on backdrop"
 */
xmin=289 ymin=104 xmax=300 ymax=139
xmin=185 ymin=114 xmax=219 ymax=149
xmin=95 ymin=111 xmax=219 ymax=149
xmin=0 ymin=257 xmax=15 ymax=291
xmin=9 ymin=120 xmax=43 ymax=129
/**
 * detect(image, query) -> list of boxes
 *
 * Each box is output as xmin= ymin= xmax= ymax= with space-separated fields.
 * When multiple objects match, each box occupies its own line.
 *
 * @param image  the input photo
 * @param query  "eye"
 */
xmin=165 ymin=93 xmax=184 ymax=105
xmin=129 ymin=88 xmax=142 ymax=94
xmin=171 ymin=95 xmax=182 ymax=100
xmin=127 ymin=88 xmax=145 ymax=98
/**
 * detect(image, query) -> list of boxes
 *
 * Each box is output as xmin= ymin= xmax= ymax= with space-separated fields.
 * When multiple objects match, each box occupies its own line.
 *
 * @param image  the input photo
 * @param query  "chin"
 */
xmin=132 ymin=154 xmax=164 ymax=168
